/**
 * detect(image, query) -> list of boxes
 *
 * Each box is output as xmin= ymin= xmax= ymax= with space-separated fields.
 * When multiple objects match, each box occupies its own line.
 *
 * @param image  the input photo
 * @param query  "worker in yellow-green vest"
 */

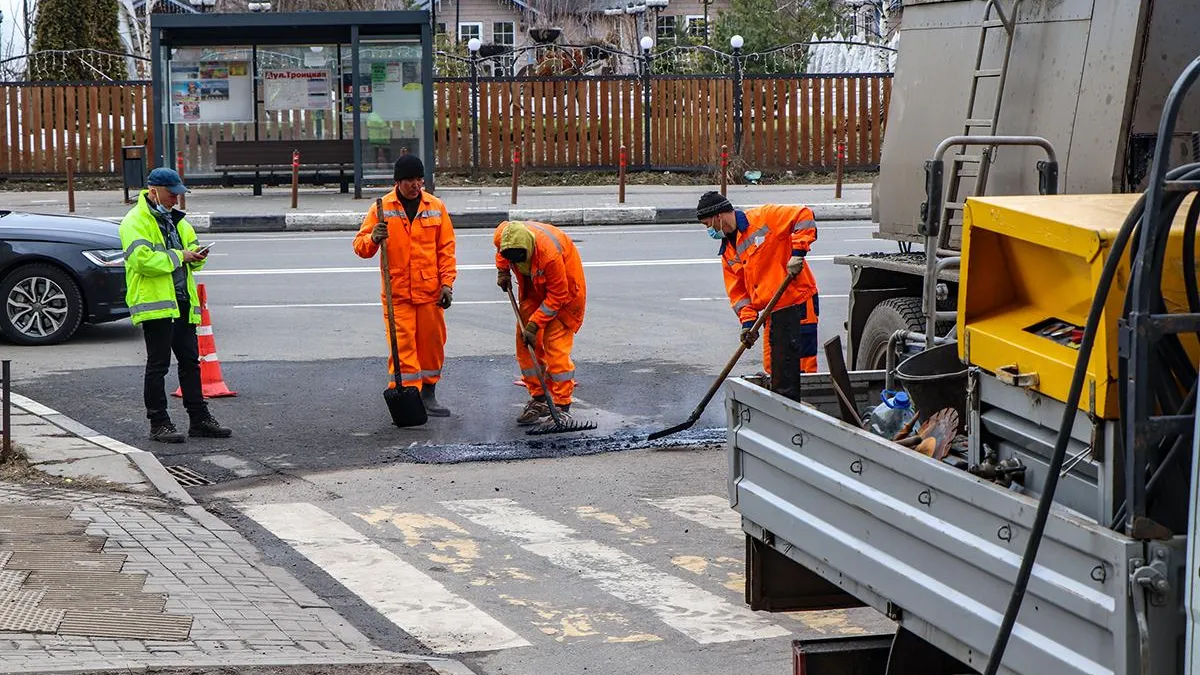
xmin=368 ymin=111 xmax=392 ymax=164
xmin=119 ymin=168 xmax=232 ymax=444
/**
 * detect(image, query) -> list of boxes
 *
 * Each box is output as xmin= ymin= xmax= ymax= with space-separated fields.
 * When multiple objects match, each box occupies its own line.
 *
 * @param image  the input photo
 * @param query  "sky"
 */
xmin=0 ymin=0 xmax=31 ymax=67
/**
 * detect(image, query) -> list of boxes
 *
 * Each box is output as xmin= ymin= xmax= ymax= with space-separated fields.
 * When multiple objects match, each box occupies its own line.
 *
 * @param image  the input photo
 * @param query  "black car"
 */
xmin=0 ymin=211 xmax=129 ymax=345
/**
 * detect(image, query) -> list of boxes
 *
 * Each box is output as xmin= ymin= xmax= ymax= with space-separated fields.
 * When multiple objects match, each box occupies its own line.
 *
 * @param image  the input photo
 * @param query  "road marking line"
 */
xmin=240 ymin=502 xmax=531 ymax=654
xmin=441 ymin=498 xmax=789 ymax=644
xmin=646 ymin=495 xmax=743 ymax=536
xmin=197 ymin=255 xmax=836 ymax=276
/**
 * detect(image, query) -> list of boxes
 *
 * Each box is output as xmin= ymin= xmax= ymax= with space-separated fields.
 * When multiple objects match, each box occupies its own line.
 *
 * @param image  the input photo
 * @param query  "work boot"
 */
xmin=150 ymin=422 xmax=185 ymax=444
xmin=421 ymin=383 xmax=450 ymax=417
xmin=517 ymin=398 xmax=550 ymax=425
xmin=189 ymin=414 xmax=233 ymax=438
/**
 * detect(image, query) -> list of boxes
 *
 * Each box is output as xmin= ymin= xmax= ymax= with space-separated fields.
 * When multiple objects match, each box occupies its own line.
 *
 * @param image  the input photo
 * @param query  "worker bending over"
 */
xmin=494 ymin=220 xmax=587 ymax=425
xmin=353 ymin=155 xmax=457 ymax=416
xmin=696 ymin=191 xmax=819 ymax=402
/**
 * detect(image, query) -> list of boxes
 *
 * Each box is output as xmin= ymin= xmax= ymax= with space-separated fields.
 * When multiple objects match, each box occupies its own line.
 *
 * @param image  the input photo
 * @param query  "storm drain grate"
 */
xmin=164 ymin=465 xmax=213 ymax=487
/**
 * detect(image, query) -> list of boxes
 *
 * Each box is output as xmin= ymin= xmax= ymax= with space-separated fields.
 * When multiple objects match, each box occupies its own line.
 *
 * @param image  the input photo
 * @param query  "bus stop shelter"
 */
xmin=149 ymin=11 xmax=435 ymax=197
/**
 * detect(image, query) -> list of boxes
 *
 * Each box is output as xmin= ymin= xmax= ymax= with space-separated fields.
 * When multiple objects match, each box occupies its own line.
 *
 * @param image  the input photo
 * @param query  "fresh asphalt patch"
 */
xmin=17 ymin=356 xmax=730 ymax=484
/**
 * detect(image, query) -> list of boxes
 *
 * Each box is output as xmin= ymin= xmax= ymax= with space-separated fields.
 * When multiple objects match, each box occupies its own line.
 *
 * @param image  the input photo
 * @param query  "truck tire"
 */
xmin=855 ymin=297 xmax=926 ymax=371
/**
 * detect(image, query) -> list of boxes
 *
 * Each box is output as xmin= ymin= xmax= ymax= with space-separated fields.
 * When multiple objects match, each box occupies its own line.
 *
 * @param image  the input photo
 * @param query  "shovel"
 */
xmin=507 ymin=286 xmax=598 ymax=435
xmin=378 ymin=204 xmax=427 ymax=428
xmin=647 ymin=269 xmax=798 ymax=442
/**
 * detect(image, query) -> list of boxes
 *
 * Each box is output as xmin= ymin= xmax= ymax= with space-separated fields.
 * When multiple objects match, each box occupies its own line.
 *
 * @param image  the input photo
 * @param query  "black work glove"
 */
xmin=439 ymin=286 xmax=453 ymax=309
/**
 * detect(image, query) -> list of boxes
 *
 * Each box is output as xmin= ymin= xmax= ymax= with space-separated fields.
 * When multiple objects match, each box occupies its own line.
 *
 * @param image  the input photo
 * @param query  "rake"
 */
xmin=506 ymin=287 xmax=598 ymax=436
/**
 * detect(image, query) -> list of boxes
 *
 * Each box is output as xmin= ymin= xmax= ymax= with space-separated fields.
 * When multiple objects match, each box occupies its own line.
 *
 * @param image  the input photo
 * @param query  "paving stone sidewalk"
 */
xmin=0 ymin=397 xmax=470 ymax=675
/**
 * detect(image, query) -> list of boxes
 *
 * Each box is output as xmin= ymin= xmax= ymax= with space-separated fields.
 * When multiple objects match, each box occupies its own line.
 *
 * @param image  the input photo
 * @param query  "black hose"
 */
xmin=1183 ymin=195 xmax=1200 ymax=314
xmin=984 ymin=159 xmax=1200 ymax=674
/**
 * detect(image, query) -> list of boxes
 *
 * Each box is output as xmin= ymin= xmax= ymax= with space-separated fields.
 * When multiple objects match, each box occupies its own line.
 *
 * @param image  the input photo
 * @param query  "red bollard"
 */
xmin=291 ymin=149 xmax=300 ymax=209
xmin=836 ymin=139 xmax=845 ymax=200
xmin=66 ymin=157 xmax=76 ymax=213
xmin=720 ymin=144 xmax=729 ymax=197
xmin=618 ymin=145 xmax=627 ymax=204
xmin=511 ymin=147 xmax=521 ymax=205
xmin=176 ymin=151 xmax=187 ymax=210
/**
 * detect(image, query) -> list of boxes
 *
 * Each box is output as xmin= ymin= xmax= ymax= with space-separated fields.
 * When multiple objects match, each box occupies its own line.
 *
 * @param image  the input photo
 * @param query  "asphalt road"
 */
xmin=8 ymin=221 xmax=895 ymax=675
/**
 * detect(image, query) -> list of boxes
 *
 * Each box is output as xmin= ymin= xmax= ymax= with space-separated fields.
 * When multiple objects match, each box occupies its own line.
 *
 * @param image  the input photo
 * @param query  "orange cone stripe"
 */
xmin=173 ymin=282 xmax=237 ymax=399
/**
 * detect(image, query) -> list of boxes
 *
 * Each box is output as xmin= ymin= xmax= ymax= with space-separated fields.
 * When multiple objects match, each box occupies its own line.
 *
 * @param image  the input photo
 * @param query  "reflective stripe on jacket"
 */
xmin=118 ymin=190 xmax=204 ymax=325
xmin=493 ymin=220 xmax=587 ymax=332
xmin=721 ymin=205 xmax=818 ymax=325
xmin=353 ymin=188 xmax=457 ymax=304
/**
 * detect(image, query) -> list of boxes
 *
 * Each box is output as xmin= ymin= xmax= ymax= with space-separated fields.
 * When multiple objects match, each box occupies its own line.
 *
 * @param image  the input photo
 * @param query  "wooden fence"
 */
xmin=0 ymin=74 xmax=890 ymax=176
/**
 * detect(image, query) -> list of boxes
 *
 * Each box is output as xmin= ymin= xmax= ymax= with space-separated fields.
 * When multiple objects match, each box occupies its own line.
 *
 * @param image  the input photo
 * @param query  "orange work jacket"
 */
xmin=493 ymin=220 xmax=587 ymax=332
xmin=721 ymin=205 xmax=818 ymax=326
xmin=353 ymin=188 xmax=457 ymax=305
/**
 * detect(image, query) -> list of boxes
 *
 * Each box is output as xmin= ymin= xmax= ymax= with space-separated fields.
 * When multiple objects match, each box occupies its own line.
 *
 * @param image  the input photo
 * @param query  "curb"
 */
xmin=191 ymin=202 xmax=871 ymax=233
xmin=8 ymin=393 xmax=197 ymax=506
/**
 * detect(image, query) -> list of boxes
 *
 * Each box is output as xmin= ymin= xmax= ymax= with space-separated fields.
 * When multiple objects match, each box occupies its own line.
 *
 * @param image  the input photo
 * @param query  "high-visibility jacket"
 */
xmin=353 ymin=188 xmax=457 ymax=305
xmin=118 ymin=190 xmax=205 ymax=326
xmin=494 ymin=220 xmax=587 ymax=332
xmin=721 ymin=205 xmax=818 ymax=325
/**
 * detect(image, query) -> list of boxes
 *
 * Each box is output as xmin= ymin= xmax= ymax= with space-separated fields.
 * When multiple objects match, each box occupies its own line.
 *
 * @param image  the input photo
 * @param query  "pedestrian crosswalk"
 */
xmin=239 ymin=493 xmax=890 ymax=656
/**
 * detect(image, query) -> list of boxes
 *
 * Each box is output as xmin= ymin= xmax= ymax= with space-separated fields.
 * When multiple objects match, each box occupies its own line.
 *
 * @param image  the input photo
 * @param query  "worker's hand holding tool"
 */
xmin=740 ymin=326 xmax=759 ymax=349
xmin=786 ymin=255 xmax=806 ymax=276
xmin=522 ymin=321 xmax=539 ymax=346
xmin=497 ymin=269 xmax=512 ymax=292
xmin=439 ymin=285 xmax=453 ymax=309
xmin=371 ymin=221 xmax=389 ymax=243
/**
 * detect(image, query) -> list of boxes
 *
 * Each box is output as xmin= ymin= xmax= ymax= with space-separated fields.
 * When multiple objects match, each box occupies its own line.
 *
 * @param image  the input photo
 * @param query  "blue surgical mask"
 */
xmin=154 ymin=202 xmax=171 ymax=215
xmin=706 ymin=226 xmax=723 ymax=240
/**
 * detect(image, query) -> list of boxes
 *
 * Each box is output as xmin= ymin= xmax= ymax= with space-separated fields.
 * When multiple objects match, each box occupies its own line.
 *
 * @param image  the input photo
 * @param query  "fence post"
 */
xmin=511 ymin=147 xmax=521 ymax=205
xmin=176 ymin=151 xmax=187 ymax=211
xmin=291 ymin=150 xmax=300 ymax=209
xmin=641 ymin=39 xmax=654 ymax=171
xmin=469 ymin=45 xmax=481 ymax=177
xmin=731 ymin=37 xmax=745 ymax=156
xmin=619 ymin=145 xmax=627 ymax=204
xmin=720 ymin=144 xmax=729 ymax=196
xmin=66 ymin=157 xmax=76 ymax=213
xmin=1 ymin=360 xmax=10 ymax=464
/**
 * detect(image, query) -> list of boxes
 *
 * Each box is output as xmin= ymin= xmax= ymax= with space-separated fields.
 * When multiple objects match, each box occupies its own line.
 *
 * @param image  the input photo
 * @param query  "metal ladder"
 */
xmin=937 ymin=0 xmax=1024 ymax=252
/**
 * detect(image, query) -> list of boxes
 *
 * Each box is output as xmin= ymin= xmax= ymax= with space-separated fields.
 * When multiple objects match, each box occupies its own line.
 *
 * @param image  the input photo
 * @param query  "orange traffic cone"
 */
xmin=173 ymin=283 xmax=236 ymax=399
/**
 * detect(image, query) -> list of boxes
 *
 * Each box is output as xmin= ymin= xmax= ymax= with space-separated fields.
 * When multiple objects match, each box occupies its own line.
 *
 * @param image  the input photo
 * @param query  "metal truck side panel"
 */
xmin=726 ymin=378 xmax=1139 ymax=675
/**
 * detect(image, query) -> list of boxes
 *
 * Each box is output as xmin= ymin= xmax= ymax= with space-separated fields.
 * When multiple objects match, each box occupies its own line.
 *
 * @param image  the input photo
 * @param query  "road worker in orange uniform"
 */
xmin=353 ymin=155 xmax=457 ymax=416
xmin=696 ymin=191 xmax=819 ymax=402
xmin=494 ymin=220 xmax=587 ymax=425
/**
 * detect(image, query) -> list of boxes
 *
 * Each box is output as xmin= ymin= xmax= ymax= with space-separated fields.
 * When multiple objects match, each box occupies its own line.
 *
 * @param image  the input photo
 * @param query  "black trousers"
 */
xmin=768 ymin=299 xmax=820 ymax=403
xmin=141 ymin=300 xmax=207 ymax=426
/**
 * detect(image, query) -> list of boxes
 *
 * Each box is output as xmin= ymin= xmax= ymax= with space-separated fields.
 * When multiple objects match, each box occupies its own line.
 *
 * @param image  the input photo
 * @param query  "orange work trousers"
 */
xmin=383 ymin=301 xmax=446 ymax=391
xmin=517 ymin=318 xmax=576 ymax=406
xmin=762 ymin=293 xmax=820 ymax=379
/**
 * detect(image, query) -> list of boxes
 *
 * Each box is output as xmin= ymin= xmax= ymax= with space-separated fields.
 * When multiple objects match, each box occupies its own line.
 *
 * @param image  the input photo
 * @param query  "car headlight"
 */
xmin=82 ymin=249 xmax=125 ymax=267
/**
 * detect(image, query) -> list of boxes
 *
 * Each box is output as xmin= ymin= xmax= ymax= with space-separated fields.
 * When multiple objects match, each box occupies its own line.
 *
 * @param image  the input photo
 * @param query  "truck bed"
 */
xmin=725 ymin=377 xmax=1139 ymax=675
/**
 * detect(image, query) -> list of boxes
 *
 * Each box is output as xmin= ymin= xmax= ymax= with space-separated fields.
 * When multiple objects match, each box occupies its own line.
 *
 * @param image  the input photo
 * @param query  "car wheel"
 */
xmin=0 ymin=263 xmax=84 ymax=346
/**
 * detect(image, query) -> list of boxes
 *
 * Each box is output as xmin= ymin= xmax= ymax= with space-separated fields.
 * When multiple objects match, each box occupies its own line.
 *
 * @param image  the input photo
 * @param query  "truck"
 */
xmin=727 ymin=1 xmax=1200 ymax=674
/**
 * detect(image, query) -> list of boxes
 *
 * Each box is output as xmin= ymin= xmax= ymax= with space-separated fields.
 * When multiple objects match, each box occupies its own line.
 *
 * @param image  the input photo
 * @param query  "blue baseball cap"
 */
xmin=147 ymin=167 xmax=189 ymax=195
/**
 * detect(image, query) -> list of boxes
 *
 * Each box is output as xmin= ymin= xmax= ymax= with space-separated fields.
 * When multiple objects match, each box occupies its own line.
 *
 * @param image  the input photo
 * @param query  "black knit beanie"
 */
xmin=394 ymin=154 xmax=425 ymax=181
xmin=696 ymin=191 xmax=733 ymax=220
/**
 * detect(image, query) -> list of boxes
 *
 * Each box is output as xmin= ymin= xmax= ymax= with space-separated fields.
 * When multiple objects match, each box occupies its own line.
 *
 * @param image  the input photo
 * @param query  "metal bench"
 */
xmin=214 ymin=139 xmax=354 ymax=195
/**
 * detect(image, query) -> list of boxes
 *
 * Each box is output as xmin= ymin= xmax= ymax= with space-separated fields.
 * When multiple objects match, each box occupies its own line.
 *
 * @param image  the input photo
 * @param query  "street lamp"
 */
xmin=247 ymin=1 xmax=272 ymax=11
xmin=730 ymin=34 xmax=744 ymax=154
xmin=639 ymin=36 xmax=653 ymax=169
xmin=189 ymin=0 xmax=216 ymax=11
xmin=467 ymin=38 xmax=481 ymax=176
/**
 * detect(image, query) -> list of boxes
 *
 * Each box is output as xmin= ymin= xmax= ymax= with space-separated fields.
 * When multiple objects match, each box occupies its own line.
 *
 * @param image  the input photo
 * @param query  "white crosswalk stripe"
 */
xmin=240 ymin=502 xmax=531 ymax=654
xmin=645 ymin=495 xmax=744 ymax=536
xmin=441 ymin=498 xmax=790 ymax=644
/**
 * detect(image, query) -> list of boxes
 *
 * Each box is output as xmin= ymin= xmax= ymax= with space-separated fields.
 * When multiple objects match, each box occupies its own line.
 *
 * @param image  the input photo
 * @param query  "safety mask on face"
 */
xmin=706 ymin=226 xmax=723 ymax=240
xmin=155 ymin=202 xmax=171 ymax=215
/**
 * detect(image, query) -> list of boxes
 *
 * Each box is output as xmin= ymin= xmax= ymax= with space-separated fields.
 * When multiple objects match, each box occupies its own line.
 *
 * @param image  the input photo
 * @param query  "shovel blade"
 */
xmin=384 ymin=385 xmax=428 ymax=427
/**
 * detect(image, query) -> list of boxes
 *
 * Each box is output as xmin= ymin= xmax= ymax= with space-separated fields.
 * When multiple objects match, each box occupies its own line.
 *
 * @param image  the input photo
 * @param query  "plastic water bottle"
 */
xmin=868 ymin=390 xmax=915 ymax=439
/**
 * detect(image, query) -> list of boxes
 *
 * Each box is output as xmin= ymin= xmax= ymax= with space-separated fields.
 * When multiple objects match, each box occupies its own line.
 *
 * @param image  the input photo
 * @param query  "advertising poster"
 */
xmin=169 ymin=59 xmax=253 ymax=123
xmin=341 ymin=72 xmax=373 ymax=114
xmin=264 ymin=70 xmax=331 ymax=111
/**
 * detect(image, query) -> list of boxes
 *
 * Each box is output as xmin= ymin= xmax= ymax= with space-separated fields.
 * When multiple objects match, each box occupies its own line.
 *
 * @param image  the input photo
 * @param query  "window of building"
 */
xmin=656 ymin=15 xmax=677 ymax=43
xmin=685 ymin=15 xmax=707 ymax=39
xmin=436 ymin=23 xmax=447 ymax=35
xmin=493 ymin=21 xmax=515 ymax=45
xmin=458 ymin=22 xmax=483 ymax=44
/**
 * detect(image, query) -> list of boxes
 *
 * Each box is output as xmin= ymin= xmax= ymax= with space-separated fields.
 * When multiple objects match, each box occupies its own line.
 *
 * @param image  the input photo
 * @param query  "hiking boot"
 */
xmin=421 ymin=383 xmax=450 ymax=417
xmin=516 ymin=398 xmax=550 ymax=425
xmin=150 ymin=422 xmax=185 ymax=444
xmin=189 ymin=414 xmax=232 ymax=438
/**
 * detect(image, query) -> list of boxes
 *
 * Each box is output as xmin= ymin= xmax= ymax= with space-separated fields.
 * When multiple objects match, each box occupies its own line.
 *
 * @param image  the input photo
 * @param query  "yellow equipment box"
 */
xmin=957 ymin=193 xmax=1200 ymax=419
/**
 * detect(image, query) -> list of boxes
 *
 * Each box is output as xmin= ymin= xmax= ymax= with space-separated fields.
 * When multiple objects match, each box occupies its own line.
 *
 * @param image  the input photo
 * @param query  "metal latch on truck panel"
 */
xmin=1129 ymin=550 xmax=1170 ymax=675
